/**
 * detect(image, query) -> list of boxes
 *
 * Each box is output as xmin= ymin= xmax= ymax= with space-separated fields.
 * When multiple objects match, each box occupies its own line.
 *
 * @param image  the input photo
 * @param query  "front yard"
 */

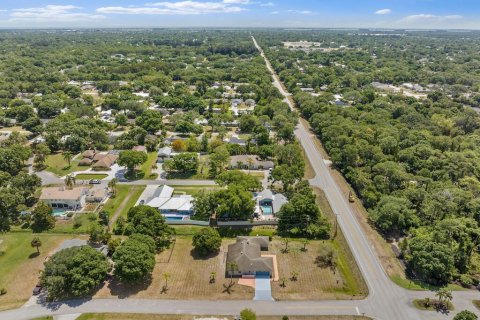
xmin=0 ymin=233 xmax=71 ymax=311
xmin=95 ymin=238 xmax=254 ymax=300
xmin=45 ymin=153 xmax=84 ymax=176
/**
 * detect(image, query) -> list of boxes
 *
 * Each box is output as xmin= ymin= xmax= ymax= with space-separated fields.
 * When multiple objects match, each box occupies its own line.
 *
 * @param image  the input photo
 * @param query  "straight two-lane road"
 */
xmin=252 ymin=35 xmax=480 ymax=319
xmin=2 ymin=36 xmax=478 ymax=320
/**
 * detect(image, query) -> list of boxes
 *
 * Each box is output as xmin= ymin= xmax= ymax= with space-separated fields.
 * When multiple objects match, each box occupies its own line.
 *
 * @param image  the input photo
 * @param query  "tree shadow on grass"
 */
xmin=29 ymin=252 xmax=40 ymax=259
xmin=106 ymin=275 xmax=152 ymax=299
xmin=190 ymin=248 xmax=220 ymax=261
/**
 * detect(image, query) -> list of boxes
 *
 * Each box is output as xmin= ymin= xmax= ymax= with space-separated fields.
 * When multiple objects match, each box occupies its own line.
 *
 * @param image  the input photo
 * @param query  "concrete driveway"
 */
xmin=254 ymin=274 xmax=273 ymax=301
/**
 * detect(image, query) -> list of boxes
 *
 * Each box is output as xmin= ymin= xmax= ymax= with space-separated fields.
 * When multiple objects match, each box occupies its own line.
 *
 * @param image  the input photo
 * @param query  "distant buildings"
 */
xmin=229 ymin=155 xmax=274 ymax=170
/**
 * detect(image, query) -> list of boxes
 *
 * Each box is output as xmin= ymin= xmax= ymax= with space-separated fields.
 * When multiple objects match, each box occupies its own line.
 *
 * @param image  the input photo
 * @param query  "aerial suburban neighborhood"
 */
xmin=1 ymin=1 xmax=480 ymax=320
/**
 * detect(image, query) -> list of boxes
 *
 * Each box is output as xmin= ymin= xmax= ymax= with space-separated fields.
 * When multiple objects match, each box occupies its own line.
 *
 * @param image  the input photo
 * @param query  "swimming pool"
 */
xmin=261 ymin=206 xmax=273 ymax=215
xmin=52 ymin=209 xmax=66 ymax=217
xmin=164 ymin=216 xmax=185 ymax=221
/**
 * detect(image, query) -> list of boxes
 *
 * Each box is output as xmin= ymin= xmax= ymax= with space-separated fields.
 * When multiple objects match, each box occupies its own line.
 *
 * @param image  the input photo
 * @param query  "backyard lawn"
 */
xmin=95 ymin=238 xmax=253 ymax=300
xmin=75 ymin=174 xmax=109 ymax=180
xmin=101 ymin=185 xmax=146 ymax=226
xmin=51 ymin=212 xmax=99 ymax=234
xmin=45 ymin=153 xmax=84 ymax=176
xmin=0 ymin=233 xmax=71 ymax=311
xmin=140 ymin=152 xmax=159 ymax=180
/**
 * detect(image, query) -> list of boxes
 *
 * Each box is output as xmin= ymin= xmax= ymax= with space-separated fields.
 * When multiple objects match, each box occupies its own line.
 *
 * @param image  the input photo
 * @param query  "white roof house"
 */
xmin=143 ymin=185 xmax=194 ymax=215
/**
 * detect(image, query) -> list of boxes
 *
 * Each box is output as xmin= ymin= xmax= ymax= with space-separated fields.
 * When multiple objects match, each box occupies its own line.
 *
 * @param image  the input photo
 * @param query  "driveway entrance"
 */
xmin=253 ymin=273 xmax=273 ymax=301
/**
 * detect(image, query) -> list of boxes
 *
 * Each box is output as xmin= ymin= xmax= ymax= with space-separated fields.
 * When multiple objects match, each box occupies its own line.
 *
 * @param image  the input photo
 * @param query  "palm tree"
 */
xmin=31 ymin=237 xmax=42 ymax=254
xmin=290 ymin=271 xmax=299 ymax=281
xmin=301 ymin=239 xmax=310 ymax=252
xmin=282 ymin=238 xmax=290 ymax=253
xmin=435 ymin=288 xmax=452 ymax=309
xmin=280 ymin=277 xmax=288 ymax=287
xmin=63 ymin=151 xmax=72 ymax=167
xmin=247 ymin=157 xmax=254 ymax=172
xmin=227 ymin=262 xmax=238 ymax=285
xmin=108 ymin=178 xmax=118 ymax=196
xmin=210 ymin=271 xmax=217 ymax=283
xmin=65 ymin=175 xmax=74 ymax=189
xmin=163 ymin=272 xmax=171 ymax=290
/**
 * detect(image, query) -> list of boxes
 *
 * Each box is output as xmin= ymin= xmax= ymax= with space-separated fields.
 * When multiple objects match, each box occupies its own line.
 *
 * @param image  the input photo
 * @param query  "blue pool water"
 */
xmin=261 ymin=206 xmax=273 ymax=215
xmin=165 ymin=216 xmax=184 ymax=221
xmin=52 ymin=209 xmax=66 ymax=217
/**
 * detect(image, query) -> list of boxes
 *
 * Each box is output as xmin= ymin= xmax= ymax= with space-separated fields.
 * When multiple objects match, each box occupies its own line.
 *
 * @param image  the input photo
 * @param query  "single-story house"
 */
xmin=226 ymin=137 xmax=246 ymax=146
xmin=226 ymin=236 xmax=273 ymax=277
xmin=82 ymin=150 xmax=96 ymax=159
xmin=255 ymin=189 xmax=288 ymax=216
xmin=79 ymin=158 xmax=93 ymax=166
xmin=158 ymin=146 xmax=172 ymax=162
xmin=158 ymin=195 xmax=194 ymax=215
xmin=144 ymin=185 xmax=194 ymax=215
xmin=229 ymin=155 xmax=274 ymax=170
xmin=132 ymin=145 xmax=147 ymax=153
xmin=92 ymin=154 xmax=118 ymax=170
xmin=40 ymin=186 xmax=87 ymax=211
xmin=85 ymin=187 xmax=109 ymax=203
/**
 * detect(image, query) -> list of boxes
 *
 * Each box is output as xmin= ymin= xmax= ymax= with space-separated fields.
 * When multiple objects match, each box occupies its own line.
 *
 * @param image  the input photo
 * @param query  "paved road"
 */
xmin=252 ymin=35 xmax=480 ymax=319
xmin=4 ymin=36 xmax=479 ymax=320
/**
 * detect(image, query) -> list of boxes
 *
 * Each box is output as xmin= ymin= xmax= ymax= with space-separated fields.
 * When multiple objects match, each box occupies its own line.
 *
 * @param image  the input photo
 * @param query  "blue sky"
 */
xmin=0 ymin=0 xmax=479 ymax=29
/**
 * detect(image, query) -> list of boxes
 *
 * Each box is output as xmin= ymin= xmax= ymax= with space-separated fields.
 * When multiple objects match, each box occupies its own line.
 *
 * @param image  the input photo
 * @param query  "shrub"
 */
xmin=192 ymin=227 xmax=222 ymax=256
xmin=0 ymin=288 xmax=7 ymax=295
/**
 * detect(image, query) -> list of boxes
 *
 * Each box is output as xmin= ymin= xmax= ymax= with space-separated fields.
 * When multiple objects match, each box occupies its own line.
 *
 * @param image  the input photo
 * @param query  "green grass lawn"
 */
xmin=313 ymin=187 xmax=368 ymax=297
xmin=44 ymin=153 xmax=84 ymax=177
xmin=412 ymin=299 xmax=454 ymax=311
xmin=390 ymin=274 xmax=466 ymax=291
xmin=166 ymin=155 xmax=210 ymax=180
xmin=140 ymin=152 xmax=159 ymax=180
xmin=74 ymin=174 xmax=108 ymax=180
xmin=172 ymin=185 xmax=219 ymax=196
xmin=102 ymin=185 xmax=146 ymax=226
xmin=0 ymin=233 xmax=70 ymax=310
xmin=50 ymin=212 xmax=99 ymax=234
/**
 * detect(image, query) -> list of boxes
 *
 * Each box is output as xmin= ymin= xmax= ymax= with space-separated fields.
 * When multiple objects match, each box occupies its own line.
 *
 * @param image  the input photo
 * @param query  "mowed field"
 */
xmin=270 ymin=239 xmax=364 ymax=300
xmin=94 ymin=236 xmax=363 ymax=301
xmin=95 ymin=238 xmax=254 ymax=300
xmin=0 ymin=233 xmax=71 ymax=311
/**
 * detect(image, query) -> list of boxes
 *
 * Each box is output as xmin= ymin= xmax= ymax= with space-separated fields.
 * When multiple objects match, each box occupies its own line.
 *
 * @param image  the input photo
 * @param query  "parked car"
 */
xmin=89 ymin=179 xmax=101 ymax=184
xmin=32 ymin=284 xmax=42 ymax=296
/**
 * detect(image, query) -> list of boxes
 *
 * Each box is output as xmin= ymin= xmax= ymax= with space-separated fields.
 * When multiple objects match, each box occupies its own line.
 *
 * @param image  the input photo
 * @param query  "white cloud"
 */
xmin=401 ymin=13 xmax=463 ymax=23
xmin=286 ymin=9 xmax=313 ymax=15
xmin=261 ymin=2 xmax=275 ymax=7
xmin=98 ymin=1 xmax=248 ymax=15
xmin=10 ymin=5 xmax=105 ymax=22
xmin=222 ymin=0 xmax=250 ymax=4
xmin=271 ymin=10 xmax=279 ymax=15
xmin=375 ymin=9 xmax=391 ymax=15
